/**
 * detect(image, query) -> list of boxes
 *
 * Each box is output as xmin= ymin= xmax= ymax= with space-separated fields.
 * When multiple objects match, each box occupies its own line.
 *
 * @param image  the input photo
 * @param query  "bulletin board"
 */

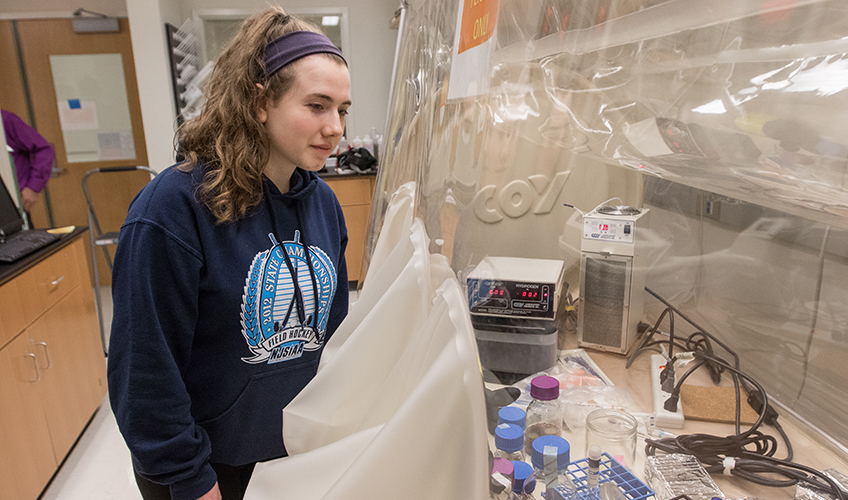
xmin=49 ymin=53 xmax=136 ymax=163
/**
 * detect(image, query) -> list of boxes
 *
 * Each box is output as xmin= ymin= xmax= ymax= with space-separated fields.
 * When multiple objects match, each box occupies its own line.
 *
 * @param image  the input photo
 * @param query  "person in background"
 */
xmin=107 ymin=8 xmax=351 ymax=500
xmin=1 ymin=109 xmax=54 ymax=214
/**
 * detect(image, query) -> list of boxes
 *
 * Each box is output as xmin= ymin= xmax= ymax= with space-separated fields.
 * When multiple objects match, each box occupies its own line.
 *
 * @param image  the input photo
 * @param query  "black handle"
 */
xmin=94 ymin=166 xmax=144 ymax=173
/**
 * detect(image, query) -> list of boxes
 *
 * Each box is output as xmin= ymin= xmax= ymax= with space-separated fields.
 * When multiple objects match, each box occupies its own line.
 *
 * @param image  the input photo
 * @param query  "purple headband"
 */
xmin=264 ymin=31 xmax=346 ymax=78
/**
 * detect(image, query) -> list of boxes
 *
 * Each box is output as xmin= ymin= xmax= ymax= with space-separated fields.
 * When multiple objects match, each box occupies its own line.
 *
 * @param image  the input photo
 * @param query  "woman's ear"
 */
xmin=255 ymin=83 xmax=268 ymax=124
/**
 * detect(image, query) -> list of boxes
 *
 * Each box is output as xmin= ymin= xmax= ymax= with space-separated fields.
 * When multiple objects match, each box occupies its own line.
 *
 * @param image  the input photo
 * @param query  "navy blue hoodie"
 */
xmin=107 ymin=164 xmax=349 ymax=499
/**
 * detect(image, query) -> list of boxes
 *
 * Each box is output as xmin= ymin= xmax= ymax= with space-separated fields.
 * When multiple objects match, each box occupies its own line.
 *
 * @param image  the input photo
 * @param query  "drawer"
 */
xmin=325 ymin=177 xmax=374 ymax=206
xmin=18 ymin=242 xmax=81 ymax=324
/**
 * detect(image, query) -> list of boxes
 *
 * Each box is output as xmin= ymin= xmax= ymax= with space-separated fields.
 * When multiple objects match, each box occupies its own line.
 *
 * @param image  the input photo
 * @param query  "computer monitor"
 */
xmin=0 ymin=173 xmax=25 ymax=237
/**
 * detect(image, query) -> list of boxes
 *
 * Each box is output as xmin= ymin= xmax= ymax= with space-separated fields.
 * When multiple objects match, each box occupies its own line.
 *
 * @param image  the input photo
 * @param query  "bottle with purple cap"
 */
xmin=524 ymin=375 xmax=562 ymax=454
xmin=490 ymin=457 xmax=515 ymax=500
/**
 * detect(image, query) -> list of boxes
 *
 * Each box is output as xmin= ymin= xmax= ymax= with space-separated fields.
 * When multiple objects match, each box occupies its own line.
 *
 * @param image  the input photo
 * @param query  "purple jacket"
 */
xmin=2 ymin=109 xmax=54 ymax=193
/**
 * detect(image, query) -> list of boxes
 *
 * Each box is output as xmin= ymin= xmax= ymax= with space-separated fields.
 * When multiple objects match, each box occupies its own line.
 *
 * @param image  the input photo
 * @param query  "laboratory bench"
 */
xmin=317 ymin=169 xmax=377 ymax=284
xmin=492 ymin=334 xmax=848 ymax=500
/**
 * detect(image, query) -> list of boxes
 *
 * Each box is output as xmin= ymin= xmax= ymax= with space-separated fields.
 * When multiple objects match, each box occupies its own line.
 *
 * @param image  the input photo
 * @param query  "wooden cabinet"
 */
xmin=324 ymin=175 xmax=376 ymax=283
xmin=0 ymin=235 xmax=107 ymax=500
xmin=0 ymin=333 xmax=56 ymax=500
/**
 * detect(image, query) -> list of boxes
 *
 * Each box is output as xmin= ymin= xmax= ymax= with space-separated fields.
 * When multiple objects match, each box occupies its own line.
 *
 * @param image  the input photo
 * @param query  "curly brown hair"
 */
xmin=177 ymin=7 xmax=344 ymax=223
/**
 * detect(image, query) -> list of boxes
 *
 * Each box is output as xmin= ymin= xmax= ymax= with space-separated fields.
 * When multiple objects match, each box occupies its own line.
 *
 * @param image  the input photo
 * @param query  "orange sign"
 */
xmin=457 ymin=0 xmax=499 ymax=55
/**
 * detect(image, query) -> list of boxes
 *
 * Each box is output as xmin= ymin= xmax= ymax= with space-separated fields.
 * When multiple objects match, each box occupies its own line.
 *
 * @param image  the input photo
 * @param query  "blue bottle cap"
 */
xmin=495 ymin=423 xmax=524 ymax=453
xmin=498 ymin=405 xmax=527 ymax=429
xmin=530 ymin=435 xmax=571 ymax=470
xmin=511 ymin=460 xmax=537 ymax=494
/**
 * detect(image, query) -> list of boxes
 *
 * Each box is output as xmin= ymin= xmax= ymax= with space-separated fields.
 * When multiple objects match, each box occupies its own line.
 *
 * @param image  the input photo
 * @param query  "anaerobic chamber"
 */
xmin=365 ymin=0 xmax=848 ymax=461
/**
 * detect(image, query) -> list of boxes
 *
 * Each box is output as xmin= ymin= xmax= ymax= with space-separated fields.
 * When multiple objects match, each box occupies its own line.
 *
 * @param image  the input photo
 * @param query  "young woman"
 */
xmin=107 ymin=9 xmax=351 ymax=500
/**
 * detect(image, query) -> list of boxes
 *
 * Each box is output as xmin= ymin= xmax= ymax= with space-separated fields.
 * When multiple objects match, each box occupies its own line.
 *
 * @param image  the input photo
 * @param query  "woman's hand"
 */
xmin=196 ymin=482 xmax=222 ymax=500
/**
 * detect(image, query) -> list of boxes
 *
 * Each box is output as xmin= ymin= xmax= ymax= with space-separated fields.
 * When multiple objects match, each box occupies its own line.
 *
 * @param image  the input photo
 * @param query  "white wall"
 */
xmin=127 ymin=0 xmax=399 ymax=171
xmin=183 ymin=0 xmax=398 ymax=140
xmin=125 ymin=0 xmax=188 ymax=171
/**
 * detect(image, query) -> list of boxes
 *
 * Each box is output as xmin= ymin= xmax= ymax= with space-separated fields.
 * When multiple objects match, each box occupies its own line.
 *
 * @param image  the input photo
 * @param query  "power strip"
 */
xmin=651 ymin=354 xmax=685 ymax=429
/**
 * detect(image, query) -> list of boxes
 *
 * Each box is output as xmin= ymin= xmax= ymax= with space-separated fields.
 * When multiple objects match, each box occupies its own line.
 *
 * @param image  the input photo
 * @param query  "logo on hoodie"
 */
xmin=241 ymin=231 xmax=337 ymax=364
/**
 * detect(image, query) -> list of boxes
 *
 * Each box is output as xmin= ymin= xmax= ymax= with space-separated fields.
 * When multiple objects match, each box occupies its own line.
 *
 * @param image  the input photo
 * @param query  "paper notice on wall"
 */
xmin=58 ymin=100 xmax=99 ymax=131
xmin=447 ymin=0 xmax=499 ymax=101
xmin=98 ymin=131 xmax=136 ymax=160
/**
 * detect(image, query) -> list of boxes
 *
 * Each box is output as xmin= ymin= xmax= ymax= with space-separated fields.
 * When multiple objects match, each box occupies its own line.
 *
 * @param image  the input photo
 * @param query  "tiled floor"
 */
xmin=41 ymin=285 xmax=358 ymax=499
xmin=41 ymin=395 xmax=141 ymax=499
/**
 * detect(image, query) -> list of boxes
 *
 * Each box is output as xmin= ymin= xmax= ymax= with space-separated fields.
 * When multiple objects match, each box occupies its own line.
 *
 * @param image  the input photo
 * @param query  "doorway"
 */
xmin=0 ymin=18 xmax=150 ymax=287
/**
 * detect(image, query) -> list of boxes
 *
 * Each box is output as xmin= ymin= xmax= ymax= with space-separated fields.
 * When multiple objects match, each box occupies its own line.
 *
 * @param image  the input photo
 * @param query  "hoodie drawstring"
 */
xmin=264 ymin=184 xmax=320 ymax=331
xmin=296 ymin=199 xmax=320 ymax=330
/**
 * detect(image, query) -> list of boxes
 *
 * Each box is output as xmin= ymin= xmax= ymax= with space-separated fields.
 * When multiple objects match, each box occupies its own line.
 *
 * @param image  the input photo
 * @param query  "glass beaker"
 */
xmin=585 ymin=409 xmax=637 ymax=471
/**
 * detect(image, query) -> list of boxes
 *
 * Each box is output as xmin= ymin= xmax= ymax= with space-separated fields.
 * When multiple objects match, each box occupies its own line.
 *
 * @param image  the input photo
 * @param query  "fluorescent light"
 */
xmin=322 ymin=16 xmax=340 ymax=26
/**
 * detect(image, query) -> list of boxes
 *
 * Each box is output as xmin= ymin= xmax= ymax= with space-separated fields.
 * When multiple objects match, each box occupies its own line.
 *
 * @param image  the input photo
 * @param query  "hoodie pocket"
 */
xmin=197 ymin=359 xmax=318 ymax=465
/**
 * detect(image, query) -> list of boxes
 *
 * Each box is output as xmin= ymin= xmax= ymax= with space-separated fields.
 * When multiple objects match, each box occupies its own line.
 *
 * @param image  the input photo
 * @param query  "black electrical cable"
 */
xmin=638 ymin=289 xmax=844 ymax=499
xmin=626 ymin=307 xmax=676 ymax=368
xmin=628 ymin=305 xmax=724 ymax=385
xmin=645 ymin=351 xmax=844 ymax=499
xmin=773 ymin=419 xmax=794 ymax=462
xmin=666 ymin=308 xmax=675 ymax=360
xmin=629 ymin=322 xmax=725 ymax=384
xmin=645 ymin=287 xmax=739 ymax=369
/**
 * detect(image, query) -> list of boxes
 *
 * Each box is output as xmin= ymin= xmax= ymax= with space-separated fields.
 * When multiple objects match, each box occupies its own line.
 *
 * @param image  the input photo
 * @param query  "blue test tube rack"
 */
xmin=566 ymin=452 xmax=655 ymax=500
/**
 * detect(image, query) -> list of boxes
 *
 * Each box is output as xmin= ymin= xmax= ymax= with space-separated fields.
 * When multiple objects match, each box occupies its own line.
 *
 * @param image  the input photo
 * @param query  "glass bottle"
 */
xmin=524 ymin=375 xmax=562 ymax=454
xmin=530 ymin=435 xmax=577 ymax=500
xmin=495 ymin=423 xmax=525 ymax=461
xmin=511 ymin=460 xmax=537 ymax=500
xmin=585 ymin=408 xmax=637 ymax=471
xmin=491 ymin=457 xmax=515 ymax=500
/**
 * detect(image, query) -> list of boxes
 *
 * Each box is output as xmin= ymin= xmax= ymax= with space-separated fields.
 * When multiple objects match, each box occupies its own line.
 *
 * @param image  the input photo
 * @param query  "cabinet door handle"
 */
xmin=36 ymin=342 xmax=51 ymax=369
xmin=26 ymin=353 xmax=40 ymax=382
xmin=51 ymin=276 xmax=65 ymax=286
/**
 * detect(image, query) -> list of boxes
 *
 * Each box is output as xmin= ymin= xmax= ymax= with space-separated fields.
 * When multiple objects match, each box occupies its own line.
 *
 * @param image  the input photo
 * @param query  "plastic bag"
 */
xmin=509 ymin=349 xmax=613 ymax=410
xmin=560 ymin=385 xmax=640 ymax=431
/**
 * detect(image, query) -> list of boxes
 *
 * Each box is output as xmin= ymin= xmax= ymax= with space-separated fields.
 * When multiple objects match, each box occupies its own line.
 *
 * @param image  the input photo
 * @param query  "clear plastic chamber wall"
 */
xmin=365 ymin=0 xmax=848 ymax=456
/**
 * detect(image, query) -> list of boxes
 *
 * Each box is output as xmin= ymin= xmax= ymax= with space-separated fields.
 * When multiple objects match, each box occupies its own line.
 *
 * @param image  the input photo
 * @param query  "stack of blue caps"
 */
xmin=498 ymin=406 xmax=527 ymax=429
xmin=495 ymin=423 xmax=524 ymax=454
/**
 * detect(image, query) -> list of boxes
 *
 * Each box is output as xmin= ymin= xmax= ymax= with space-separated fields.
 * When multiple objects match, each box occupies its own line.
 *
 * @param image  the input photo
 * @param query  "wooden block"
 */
xmin=680 ymin=384 xmax=760 ymax=425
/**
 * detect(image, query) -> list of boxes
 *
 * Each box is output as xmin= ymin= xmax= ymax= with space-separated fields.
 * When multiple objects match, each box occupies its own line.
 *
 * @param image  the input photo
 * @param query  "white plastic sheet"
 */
xmin=361 ymin=180 xmax=415 ymax=285
xmin=318 ymin=195 xmax=423 ymax=369
xmin=245 ymin=216 xmax=489 ymax=500
xmin=284 ymin=219 xmax=436 ymax=450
